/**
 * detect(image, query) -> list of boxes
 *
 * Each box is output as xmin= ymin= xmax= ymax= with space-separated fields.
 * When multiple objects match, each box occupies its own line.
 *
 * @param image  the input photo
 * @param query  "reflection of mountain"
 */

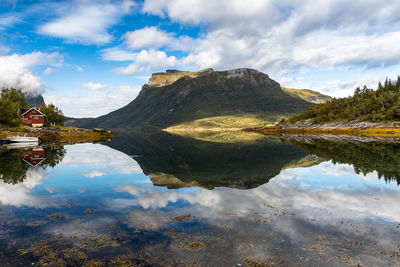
xmin=105 ymin=131 xmax=308 ymax=189
xmin=284 ymin=136 xmax=400 ymax=184
xmin=0 ymin=146 xmax=66 ymax=184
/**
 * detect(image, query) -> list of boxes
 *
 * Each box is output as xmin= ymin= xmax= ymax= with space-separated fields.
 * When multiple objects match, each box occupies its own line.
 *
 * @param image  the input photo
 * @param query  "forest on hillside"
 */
xmin=289 ymin=77 xmax=400 ymax=123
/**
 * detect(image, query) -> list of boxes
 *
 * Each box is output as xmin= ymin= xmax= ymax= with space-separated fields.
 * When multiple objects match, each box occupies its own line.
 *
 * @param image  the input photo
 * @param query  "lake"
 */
xmin=0 ymin=131 xmax=399 ymax=266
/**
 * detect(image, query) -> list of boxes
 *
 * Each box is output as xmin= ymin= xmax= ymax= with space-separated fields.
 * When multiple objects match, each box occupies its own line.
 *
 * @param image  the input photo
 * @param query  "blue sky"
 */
xmin=1 ymin=0 xmax=400 ymax=117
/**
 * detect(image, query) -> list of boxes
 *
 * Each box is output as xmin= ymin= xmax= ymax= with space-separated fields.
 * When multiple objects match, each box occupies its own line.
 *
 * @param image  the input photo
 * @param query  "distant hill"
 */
xmin=64 ymin=117 xmax=94 ymax=128
xmin=25 ymin=94 xmax=45 ymax=107
xmin=282 ymin=87 xmax=332 ymax=104
xmin=81 ymin=68 xmax=314 ymax=130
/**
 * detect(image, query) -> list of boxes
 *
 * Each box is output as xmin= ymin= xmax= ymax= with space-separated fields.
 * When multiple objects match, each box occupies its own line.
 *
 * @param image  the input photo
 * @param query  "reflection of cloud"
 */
xmin=60 ymin=144 xmax=143 ymax=175
xmin=81 ymin=170 xmax=111 ymax=178
xmin=45 ymin=186 xmax=59 ymax=193
xmin=0 ymin=167 xmax=60 ymax=208
xmin=112 ymin=164 xmax=400 ymax=226
xmin=124 ymin=210 xmax=171 ymax=231
xmin=321 ymin=162 xmax=378 ymax=180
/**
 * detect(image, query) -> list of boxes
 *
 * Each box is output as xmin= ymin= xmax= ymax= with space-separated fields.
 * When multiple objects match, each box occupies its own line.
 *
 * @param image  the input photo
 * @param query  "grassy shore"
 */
xmin=248 ymin=127 xmax=400 ymax=137
xmin=0 ymin=125 xmax=114 ymax=144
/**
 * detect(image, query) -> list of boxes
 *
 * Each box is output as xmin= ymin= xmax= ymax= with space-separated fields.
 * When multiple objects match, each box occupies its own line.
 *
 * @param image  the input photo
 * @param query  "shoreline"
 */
xmin=0 ymin=128 xmax=115 ymax=145
xmin=246 ymin=121 xmax=400 ymax=137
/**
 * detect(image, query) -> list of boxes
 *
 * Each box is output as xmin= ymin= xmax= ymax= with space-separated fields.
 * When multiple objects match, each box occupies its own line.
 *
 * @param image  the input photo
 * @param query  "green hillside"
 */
xmin=289 ymin=77 xmax=400 ymax=124
xmin=83 ymin=68 xmax=314 ymax=130
xmin=281 ymin=87 xmax=332 ymax=104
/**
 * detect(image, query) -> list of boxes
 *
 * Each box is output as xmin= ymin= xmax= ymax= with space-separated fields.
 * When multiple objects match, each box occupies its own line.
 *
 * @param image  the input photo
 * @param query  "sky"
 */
xmin=1 ymin=0 xmax=400 ymax=118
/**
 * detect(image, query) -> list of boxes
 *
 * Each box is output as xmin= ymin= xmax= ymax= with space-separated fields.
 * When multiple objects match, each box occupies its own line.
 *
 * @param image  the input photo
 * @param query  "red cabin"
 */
xmin=21 ymin=107 xmax=45 ymax=127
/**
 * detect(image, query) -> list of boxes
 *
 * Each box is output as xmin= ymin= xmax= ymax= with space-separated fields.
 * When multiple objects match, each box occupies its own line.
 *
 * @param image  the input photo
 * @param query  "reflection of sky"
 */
xmin=282 ymin=161 xmax=398 ymax=189
xmin=1 ymin=143 xmax=399 ymax=223
xmin=1 ymin=143 xmax=400 ymax=265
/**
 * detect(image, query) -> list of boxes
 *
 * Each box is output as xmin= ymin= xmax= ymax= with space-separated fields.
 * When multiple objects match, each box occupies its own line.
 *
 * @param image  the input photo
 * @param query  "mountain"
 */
xmin=81 ymin=68 xmax=315 ymax=130
xmin=64 ymin=117 xmax=94 ymax=128
xmin=281 ymin=87 xmax=332 ymax=104
xmin=25 ymin=94 xmax=45 ymax=107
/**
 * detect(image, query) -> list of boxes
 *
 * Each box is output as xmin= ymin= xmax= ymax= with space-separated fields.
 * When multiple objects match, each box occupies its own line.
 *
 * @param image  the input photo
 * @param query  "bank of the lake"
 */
xmin=0 ymin=126 xmax=114 ymax=144
xmin=247 ymin=120 xmax=400 ymax=137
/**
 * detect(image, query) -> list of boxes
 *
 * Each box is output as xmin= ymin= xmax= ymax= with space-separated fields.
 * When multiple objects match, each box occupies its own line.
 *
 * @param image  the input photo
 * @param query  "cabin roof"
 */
xmin=21 ymin=107 xmax=46 ymax=116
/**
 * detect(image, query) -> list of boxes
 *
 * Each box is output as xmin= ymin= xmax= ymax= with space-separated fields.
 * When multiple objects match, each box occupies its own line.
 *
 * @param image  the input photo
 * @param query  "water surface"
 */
xmin=0 ymin=132 xmax=399 ymax=266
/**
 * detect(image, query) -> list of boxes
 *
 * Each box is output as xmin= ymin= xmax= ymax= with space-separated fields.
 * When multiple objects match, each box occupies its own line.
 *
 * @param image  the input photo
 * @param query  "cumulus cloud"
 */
xmin=113 ymin=49 xmax=177 ymax=75
xmin=0 ymin=51 xmax=63 ymax=96
xmin=37 ymin=0 xmax=136 ymax=45
xmin=81 ymin=82 xmax=108 ymax=90
xmin=123 ymin=26 xmax=171 ymax=50
xmin=45 ymin=85 xmax=142 ymax=117
xmin=76 ymin=66 xmax=84 ymax=72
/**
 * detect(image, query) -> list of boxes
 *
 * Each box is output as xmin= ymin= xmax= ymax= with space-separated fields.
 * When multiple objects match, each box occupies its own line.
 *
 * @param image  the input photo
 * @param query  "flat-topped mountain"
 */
xmin=81 ymin=68 xmax=316 ymax=130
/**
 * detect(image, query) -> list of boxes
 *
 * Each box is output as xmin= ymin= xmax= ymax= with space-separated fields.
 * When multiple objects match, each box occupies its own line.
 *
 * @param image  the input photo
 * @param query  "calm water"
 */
xmin=0 ymin=132 xmax=399 ymax=266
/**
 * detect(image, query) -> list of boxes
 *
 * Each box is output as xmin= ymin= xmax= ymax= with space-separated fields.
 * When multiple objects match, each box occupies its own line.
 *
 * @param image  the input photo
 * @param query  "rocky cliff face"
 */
xmin=82 ymin=68 xmax=314 ymax=130
xmin=147 ymin=68 xmax=214 ymax=87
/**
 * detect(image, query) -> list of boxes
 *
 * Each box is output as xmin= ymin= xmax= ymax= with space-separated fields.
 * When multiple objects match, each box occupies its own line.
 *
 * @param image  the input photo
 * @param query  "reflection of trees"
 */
xmin=0 ymin=146 xmax=66 ymax=185
xmin=287 ymin=138 xmax=400 ymax=184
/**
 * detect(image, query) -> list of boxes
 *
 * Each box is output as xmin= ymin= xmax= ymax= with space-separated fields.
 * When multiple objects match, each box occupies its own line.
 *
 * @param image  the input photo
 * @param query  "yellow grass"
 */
xmin=164 ymin=114 xmax=284 ymax=132
xmin=252 ymin=127 xmax=400 ymax=137
xmin=166 ymin=130 xmax=269 ymax=144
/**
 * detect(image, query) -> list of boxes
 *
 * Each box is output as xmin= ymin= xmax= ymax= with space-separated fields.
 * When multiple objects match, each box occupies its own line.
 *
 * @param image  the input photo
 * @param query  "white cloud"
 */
xmin=113 ymin=49 xmax=177 ymax=75
xmin=101 ymin=47 xmax=137 ymax=61
xmin=45 ymin=85 xmax=141 ymax=117
xmin=0 ymin=15 xmax=20 ymax=30
xmin=81 ymin=82 xmax=108 ymax=90
xmin=37 ymin=1 xmax=136 ymax=45
xmin=76 ymin=66 xmax=84 ymax=72
xmin=123 ymin=26 xmax=171 ymax=50
xmin=43 ymin=67 xmax=57 ymax=75
xmin=0 ymin=51 xmax=63 ymax=96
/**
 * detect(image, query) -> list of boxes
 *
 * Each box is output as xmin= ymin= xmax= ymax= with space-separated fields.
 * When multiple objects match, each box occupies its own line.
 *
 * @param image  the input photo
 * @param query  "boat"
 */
xmin=4 ymin=142 xmax=39 ymax=149
xmin=7 ymin=136 xmax=39 ymax=143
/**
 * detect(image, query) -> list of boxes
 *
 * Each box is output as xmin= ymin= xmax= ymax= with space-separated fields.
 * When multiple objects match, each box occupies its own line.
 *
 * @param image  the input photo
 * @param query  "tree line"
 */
xmin=0 ymin=88 xmax=64 ymax=127
xmin=289 ymin=76 xmax=400 ymax=123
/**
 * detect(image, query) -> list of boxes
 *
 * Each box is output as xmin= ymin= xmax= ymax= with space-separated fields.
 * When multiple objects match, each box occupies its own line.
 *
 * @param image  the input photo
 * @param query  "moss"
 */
xmin=172 ymin=214 xmax=193 ymax=222
xmin=181 ymin=241 xmax=204 ymax=251
xmin=241 ymin=257 xmax=271 ymax=267
xmin=85 ymin=209 xmax=99 ymax=214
